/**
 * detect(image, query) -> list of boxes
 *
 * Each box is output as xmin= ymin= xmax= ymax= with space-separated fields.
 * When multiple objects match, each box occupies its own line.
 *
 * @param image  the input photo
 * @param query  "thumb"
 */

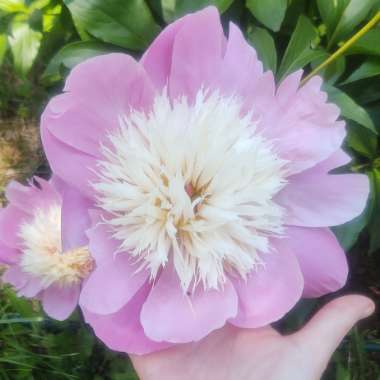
xmin=294 ymin=295 xmax=375 ymax=366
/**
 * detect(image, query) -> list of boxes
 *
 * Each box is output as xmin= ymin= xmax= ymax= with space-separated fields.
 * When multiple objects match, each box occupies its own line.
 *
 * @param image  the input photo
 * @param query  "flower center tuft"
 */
xmin=94 ymin=90 xmax=288 ymax=290
xmin=19 ymin=205 xmax=93 ymax=287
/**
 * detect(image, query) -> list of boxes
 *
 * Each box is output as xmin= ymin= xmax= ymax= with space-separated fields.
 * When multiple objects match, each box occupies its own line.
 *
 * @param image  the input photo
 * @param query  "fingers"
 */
xmin=293 ymin=295 xmax=375 ymax=365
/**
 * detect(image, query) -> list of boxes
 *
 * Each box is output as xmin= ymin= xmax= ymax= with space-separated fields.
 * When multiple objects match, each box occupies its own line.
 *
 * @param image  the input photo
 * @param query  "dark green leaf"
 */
xmin=346 ymin=28 xmax=380 ymax=56
xmin=64 ymin=0 xmax=160 ymax=51
xmin=162 ymin=0 xmax=234 ymax=22
xmin=246 ymin=0 xmax=287 ymax=32
xmin=0 ymin=33 xmax=7 ymax=65
xmin=8 ymin=21 xmax=42 ymax=75
xmin=341 ymin=57 xmax=380 ymax=84
xmin=317 ymin=0 xmax=349 ymax=39
xmin=247 ymin=26 xmax=277 ymax=72
xmin=324 ymin=0 xmax=376 ymax=48
xmin=311 ymin=54 xmax=346 ymax=84
xmin=277 ymin=15 xmax=318 ymax=79
xmin=324 ymin=84 xmax=377 ymax=133
xmin=346 ymin=122 xmax=378 ymax=158
xmin=42 ymin=40 xmax=115 ymax=84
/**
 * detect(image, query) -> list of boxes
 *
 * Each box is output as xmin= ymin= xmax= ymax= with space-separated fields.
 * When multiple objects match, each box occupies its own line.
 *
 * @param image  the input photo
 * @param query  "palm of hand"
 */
xmin=131 ymin=295 xmax=374 ymax=380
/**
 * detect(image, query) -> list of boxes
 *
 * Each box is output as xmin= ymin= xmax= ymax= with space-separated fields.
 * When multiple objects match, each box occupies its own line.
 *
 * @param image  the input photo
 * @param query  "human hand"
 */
xmin=131 ymin=295 xmax=375 ymax=380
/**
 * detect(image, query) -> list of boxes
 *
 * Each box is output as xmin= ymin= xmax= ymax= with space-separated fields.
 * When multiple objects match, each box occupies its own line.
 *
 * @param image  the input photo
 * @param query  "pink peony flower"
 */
xmin=40 ymin=7 xmax=369 ymax=353
xmin=0 ymin=176 xmax=93 ymax=320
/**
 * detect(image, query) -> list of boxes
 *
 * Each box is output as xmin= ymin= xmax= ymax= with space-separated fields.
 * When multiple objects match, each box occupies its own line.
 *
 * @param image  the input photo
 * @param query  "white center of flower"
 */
xmin=19 ymin=205 xmax=93 ymax=287
xmin=94 ymin=90 xmax=288 ymax=291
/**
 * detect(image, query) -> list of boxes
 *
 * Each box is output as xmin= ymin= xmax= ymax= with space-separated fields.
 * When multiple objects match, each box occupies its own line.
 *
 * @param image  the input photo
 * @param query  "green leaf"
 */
xmin=346 ymin=122 xmax=378 ymax=158
xmin=341 ymin=57 xmax=380 ymax=84
xmin=0 ymin=34 xmax=7 ymax=65
xmin=162 ymin=0 xmax=234 ymax=22
xmin=8 ymin=21 xmax=42 ymax=75
xmin=246 ymin=0 xmax=287 ymax=32
xmin=317 ymin=0 xmax=349 ymax=38
xmin=347 ymin=29 xmax=380 ymax=56
xmin=323 ymin=0 xmax=376 ymax=48
xmin=369 ymin=169 xmax=380 ymax=253
xmin=247 ymin=26 xmax=277 ymax=72
xmin=42 ymin=41 xmax=115 ymax=84
xmin=64 ymin=0 xmax=160 ymax=51
xmin=277 ymin=15 xmax=319 ymax=79
xmin=0 ymin=0 xmax=27 ymax=14
xmin=311 ymin=54 xmax=346 ymax=84
xmin=324 ymin=84 xmax=377 ymax=133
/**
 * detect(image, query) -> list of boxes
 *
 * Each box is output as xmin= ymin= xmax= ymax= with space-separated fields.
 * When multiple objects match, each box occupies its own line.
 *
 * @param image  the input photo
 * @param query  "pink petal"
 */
xmin=79 ymin=253 xmax=148 ymax=315
xmin=283 ymin=227 xmax=348 ymax=297
xmin=86 ymin=213 xmax=119 ymax=264
xmin=17 ymin=276 xmax=44 ymax=298
xmin=41 ymin=126 xmax=98 ymax=199
xmin=2 ymin=265 xmax=29 ymax=290
xmin=5 ymin=177 xmax=61 ymax=215
xmin=169 ymin=6 xmax=225 ymax=101
xmin=61 ymin=184 xmax=92 ymax=251
xmin=219 ymin=23 xmax=275 ymax=115
xmin=42 ymin=284 xmax=80 ymax=321
xmin=0 ymin=205 xmax=28 ymax=249
xmin=141 ymin=264 xmax=238 ymax=343
xmin=265 ymin=75 xmax=346 ymax=174
xmin=277 ymin=162 xmax=369 ymax=227
xmin=229 ymin=240 xmax=304 ymax=328
xmin=0 ymin=243 xmax=20 ymax=264
xmin=82 ymin=283 xmax=172 ymax=354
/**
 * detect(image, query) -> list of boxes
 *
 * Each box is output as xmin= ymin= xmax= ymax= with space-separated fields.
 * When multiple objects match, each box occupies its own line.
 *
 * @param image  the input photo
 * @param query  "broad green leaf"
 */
xmin=346 ymin=122 xmax=378 ymax=158
xmin=64 ymin=0 xmax=160 ymax=51
xmin=0 ymin=34 xmax=7 ymax=65
xmin=162 ymin=0 xmax=234 ymax=22
xmin=0 ymin=0 xmax=27 ymax=13
xmin=42 ymin=41 xmax=115 ymax=84
xmin=277 ymin=15 xmax=318 ymax=79
xmin=326 ymin=0 xmax=376 ymax=47
xmin=311 ymin=54 xmax=346 ymax=84
xmin=247 ymin=26 xmax=277 ymax=72
xmin=347 ymin=28 xmax=380 ymax=56
xmin=369 ymin=169 xmax=380 ymax=253
xmin=246 ymin=0 xmax=287 ymax=32
xmin=317 ymin=0 xmax=349 ymax=38
xmin=8 ymin=21 xmax=42 ymax=75
xmin=324 ymin=84 xmax=377 ymax=133
xmin=42 ymin=3 xmax=62 ymax=32
xmin=341 ymin=57 xmax=380 ymax=84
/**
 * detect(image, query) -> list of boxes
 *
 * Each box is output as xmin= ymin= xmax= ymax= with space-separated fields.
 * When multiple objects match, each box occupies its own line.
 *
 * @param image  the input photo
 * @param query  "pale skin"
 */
xmin=131 ymin=295 xmax=375 ymax=380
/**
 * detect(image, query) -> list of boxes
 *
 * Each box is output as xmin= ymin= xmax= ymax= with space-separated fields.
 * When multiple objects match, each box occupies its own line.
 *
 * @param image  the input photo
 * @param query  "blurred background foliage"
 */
xmin=0 ymin=0 xmax=379 ymax=379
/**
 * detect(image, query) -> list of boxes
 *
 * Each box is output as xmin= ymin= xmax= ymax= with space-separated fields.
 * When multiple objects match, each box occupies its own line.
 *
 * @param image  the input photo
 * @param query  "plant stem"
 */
xmin=301 ymin=11 xmax=380 ymax=85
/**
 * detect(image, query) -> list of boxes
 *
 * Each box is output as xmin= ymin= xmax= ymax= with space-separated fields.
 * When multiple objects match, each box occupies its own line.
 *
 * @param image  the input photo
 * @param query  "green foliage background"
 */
xmin=0 ymin=0 xmax=380 ymax=379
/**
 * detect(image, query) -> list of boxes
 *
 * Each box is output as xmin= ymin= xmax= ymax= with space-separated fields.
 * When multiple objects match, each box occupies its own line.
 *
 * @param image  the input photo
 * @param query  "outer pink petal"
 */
xmin=277 ymin=162 xmax=369 ymax=227
xmin=265 ymin=75 xmax=346 ymax=174
xmin=219 ymin=23 xmax=275 ymax=115
xmin=0 ymin=243 xmax=20 ymax=264
xmin=61 ymin=183 xmax=92 ymax=251
xmin=82 ymin=283 xmax=172 ymax=354
xmin=79 ymin=253 xmax=148 ymax=315
xmin=5 ymin=177 xmax=61 ymax=215
xmin=42 ymin=284 xmax=80 ymax=321
xmin=17 ymin=276 xmax=44 ymax=298
xmin=169 ymin=6 xmax=225 ymax=101
xmin=2 ymin=265 xmax=29 ymax=290
xmin=283 ymin=227 xmax=348 ymax=297
xmin=141 ymin=264 xmax=238 ymax=343
xmin=41 ymin=126 xmax=98 ymax=199
xmin=0 ymin=205 xmax=28 ymax=249
xmin=229 ymin=240 xmax=304 ymax=328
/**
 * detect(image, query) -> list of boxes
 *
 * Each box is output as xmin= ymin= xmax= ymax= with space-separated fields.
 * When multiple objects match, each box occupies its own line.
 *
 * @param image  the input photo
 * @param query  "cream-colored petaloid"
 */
xmin=94 ymin=90 xmax=288 ymax=291
xmin=19 ymin=205 xmax=93 ymax=287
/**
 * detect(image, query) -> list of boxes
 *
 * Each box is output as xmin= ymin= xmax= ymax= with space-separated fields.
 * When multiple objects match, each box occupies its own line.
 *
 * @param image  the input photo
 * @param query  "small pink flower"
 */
xmin=41 ymin=7 xmax=368 ymax=353
xmin=0 ymin=176 xmax=93 ymax=320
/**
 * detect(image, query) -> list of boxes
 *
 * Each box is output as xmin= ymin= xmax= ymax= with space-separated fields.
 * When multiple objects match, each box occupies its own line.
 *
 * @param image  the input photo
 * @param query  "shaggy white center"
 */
xmin=19 ymin=205 xmax=93 ymax=287
xmin=95 ymin=90 xmax=288 ymax=291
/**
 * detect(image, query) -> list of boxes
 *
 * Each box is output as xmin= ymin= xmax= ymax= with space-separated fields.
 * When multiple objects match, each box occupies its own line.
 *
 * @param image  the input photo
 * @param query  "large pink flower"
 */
xmin=0 ymin=176 xmax=93 ymax=320
xmin=41 ymin=7 xmax=368 ymax=353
